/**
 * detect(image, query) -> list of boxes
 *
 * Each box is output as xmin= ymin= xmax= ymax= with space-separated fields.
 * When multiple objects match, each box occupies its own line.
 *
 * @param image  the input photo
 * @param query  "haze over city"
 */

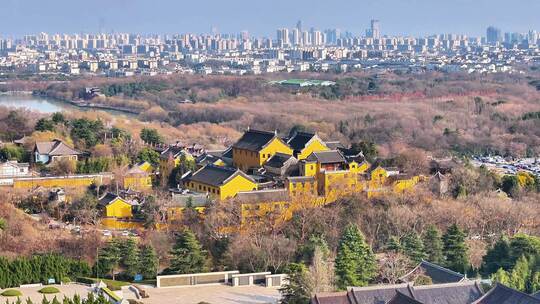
xmin=2 ymin=0 xmax=540 ymax=36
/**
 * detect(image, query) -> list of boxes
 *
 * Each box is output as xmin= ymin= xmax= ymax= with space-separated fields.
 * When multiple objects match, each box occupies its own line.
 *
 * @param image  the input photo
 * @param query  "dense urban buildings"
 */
xmin=1 ymin=21 xmax=540 ymax=77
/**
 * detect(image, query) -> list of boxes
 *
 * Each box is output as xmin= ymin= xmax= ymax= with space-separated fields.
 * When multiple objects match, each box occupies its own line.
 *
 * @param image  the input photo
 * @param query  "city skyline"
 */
xmin=2 ymin=0 xmax=540 ymax=37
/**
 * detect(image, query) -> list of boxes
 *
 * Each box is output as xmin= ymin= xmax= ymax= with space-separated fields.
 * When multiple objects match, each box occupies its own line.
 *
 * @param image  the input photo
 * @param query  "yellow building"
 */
xmin=123 ymin=161 xmax=153 ymax=191
xmin=183 ymin=164 xmax=258 ymax=200
xmin=286 ymin=131 xmax=330 ymax=160
xmin=98 ymin=193 xmax=136 ymax=219
xmin=232 ymin=129 xmax=293 ymax=171
xmin=160 ymin=145 xmax=195 ymax=167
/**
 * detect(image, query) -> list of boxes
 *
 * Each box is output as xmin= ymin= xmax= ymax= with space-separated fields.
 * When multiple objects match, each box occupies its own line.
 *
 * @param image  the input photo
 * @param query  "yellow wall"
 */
xmin=219 ymin=175 xmax=258 ymax=200
xmin=123 ymin=174 xmax=152 ymax=190
xmin=296 ymin=138 xmax=329 ymax=160
xmin=241 ymin=201 xmax=290 ymax=225
xmin=13 ymin=175 xmax=110 ymax=189
xmin=300 ymin=161 xmax=318 ymax=177
xmin=233 ymin=138 xmax=293 ymax=170
xmin=185 ymin=174 xmax=257 ymax=201
xmin=287 ymin=179 xmax=318 ymax=197
xmin=101 ymin=218 xmax=143 ymax=230
xmin=105 ymin=199 xmax=133 ymax=218
xmin=167 ymin=206 xmax=206 ymax=222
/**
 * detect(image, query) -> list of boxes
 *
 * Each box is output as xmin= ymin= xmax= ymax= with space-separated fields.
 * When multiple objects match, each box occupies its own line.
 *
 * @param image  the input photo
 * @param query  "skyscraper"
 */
xmin=486 ymin=26 xmax=502 ymax=44
xmin=371 ymin=19 xmax=380 ymax=39
xmin=277 ymin=28 xmax=290 ymax=46
xmin=296 ymin=20 xmax=303 ymax=32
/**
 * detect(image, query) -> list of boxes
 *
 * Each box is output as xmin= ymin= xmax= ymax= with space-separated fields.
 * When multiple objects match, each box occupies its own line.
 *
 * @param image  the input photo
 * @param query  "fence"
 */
xmin=231 ymin=272 xmax=271 ymax=287
xmin=156 ymin=271 xmax=239 ymax=288
xmin=156 ymin=271 xmax=288 ymax=289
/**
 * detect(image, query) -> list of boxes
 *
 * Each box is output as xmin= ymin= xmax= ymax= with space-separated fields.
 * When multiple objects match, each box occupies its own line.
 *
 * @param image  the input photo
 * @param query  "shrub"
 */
xmin=1 ymin=289 xmax=22 ymax=297
xmin=39 ymin=286 xmax=60 ymax=294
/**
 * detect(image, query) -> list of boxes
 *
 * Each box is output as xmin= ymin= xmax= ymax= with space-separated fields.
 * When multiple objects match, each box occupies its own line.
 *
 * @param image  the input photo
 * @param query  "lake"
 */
xmin=0 ymin=94 xmax=73 ymax=113
xmin=0 ymin=94 xmax=135 ymax=117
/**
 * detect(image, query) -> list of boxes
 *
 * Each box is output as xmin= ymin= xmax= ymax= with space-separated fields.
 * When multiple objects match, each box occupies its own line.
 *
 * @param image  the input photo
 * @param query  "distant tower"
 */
xmin=370 ymin=19 xmax=380 ymax=39
xmin=486 ymin=26 xmax=502 ymax=44
xmin=296 ymin=20 xmax=303 ymax=32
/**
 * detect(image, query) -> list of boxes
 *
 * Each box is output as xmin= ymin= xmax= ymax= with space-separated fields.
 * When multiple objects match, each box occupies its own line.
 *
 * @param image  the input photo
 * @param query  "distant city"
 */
xmin=1 ymin=20 xmax=540 ymax=77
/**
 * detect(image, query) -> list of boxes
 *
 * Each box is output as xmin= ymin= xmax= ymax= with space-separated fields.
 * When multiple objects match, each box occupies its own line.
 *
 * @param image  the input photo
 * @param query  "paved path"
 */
xmin=0 ymin=284 xmax=91 ymax=303
xmin=140 ymin=284 xmax=280 ymax=304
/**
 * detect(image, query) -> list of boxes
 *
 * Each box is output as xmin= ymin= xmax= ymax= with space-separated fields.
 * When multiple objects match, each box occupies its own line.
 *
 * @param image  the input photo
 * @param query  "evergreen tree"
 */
xmin=25 ymin=298 xmax=34 ymax=304
xmin=491 ymin=268 xmax=511 ymax=286
xmin=481 ymin=237 xmax=512 ymax=276
xmin=41 ymin=296 xmax=50 ymax=304
xmin=139 ymin=245 xmax=159 ymax=279
xmin=402 ymin=232 xmax=427 ymax=263
xmin=96 ymin=240 xmax=122 ymax=280
xmin=51 ymin=297 xmax=60 ymax=304
xmin=168 ymin=229 xmax=208 ymax=274
xmin=121 ymin=239 xmax=140 ymax=278
xmin=442 ymin=224 xmax=469 ymax=274
xmin=279 ymin=263 xmax=312 ymax=304
xmin=385 ymin=237 xmax=402 ymax=253
xmin=422 ymin=225 xmax=444 ymax=264
xmin=335 ymin=225 xmax=376 ymax=289
xmin=509 ymin=256 xmax=530 ymax=292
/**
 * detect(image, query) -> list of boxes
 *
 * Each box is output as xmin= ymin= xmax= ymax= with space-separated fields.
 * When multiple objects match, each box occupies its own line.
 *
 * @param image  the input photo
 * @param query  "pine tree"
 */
xmin=96 ymin=240 xmax=122 ymax=280
xmin=25 ymin=298 xmax=34 ymax=304
xmin=51 ymin=297 xmax=60 ymax=304
xmin=442 ymin=224 xmax=469 ymax=274
xmin=139 ymin=245 xmax=159 ymax=279
xmin=509 ymin=256 xmax=530 ymax=292
xmin=402 ymin=232 xmax=427 ymax=263
xmin=335 ymin=224 xmax=376 ymax=289
xmin=121 ymin=239 xmax=140 ymax=278
xmin=168 ymin=229 xmax=208 ymax=274
xmin=386 ymin=237 xmax=402 ymax=253
xmin=481 ymin=237 xmax=512 ymax=276
xmin=41 ymin=296 xmax=50 ymax=304
xmin=423 ymin=225 xmax=444 ymax=264
xmin=279 ymin=263 xmax=312 ymax=304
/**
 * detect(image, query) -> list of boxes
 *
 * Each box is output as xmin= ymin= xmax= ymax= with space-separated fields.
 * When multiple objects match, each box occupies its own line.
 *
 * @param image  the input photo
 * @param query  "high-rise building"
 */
xmin=292 ymin=28 xmax=300 ymax=46
xmin=277 ymin=28 xmax=290 ymax=46
xmin=486 ymin=26 xmax=502 ymax=44
xmin=296 ymin=20 xmax=303 ymax=32
xmin=371 ymin=19 xmax=380 ymax=39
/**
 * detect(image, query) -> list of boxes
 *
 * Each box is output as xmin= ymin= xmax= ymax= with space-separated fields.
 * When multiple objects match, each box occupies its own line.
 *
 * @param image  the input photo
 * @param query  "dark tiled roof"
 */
xmin=265 ymin=153 xmax=296 ymax=168
xmin=312 ymin=281 xmax=485 ymax=304
xmin=98 ymin=193 xmax=135 ymax=207
xmin=350 ymin=284 xmax=413 ymax=304
xmin=35 ymin=140 xmax=81 ymax=156
xmin=412 ymin=281 xmax=483 ymax=304
xmin=388 ymin=291 xmax=424 ymax=304
xmin=474 ymin=284 xmax=540 ymax=304
xmin=287 ymin=131 xmax=317 ymax=152
xmin=235 ymin=189 xmax=290 ymax=204
xmin=400 ymin=261 xmax=465 ymax=284
xmin=188 ymin=165 xmax=254 ymax=187
xmin=311 ymin=291 xmax=351 ymax=304
xmin=306 ymin=150 xmax=346 ymax=164
xmin=222 ymin=147 xmax=233 ymax=159
xmin=286 ymin=176 xmax=316 ymax=182
xmin=160 ymin=146 xmax=184 ymax=160
xmin=232 ymin=129 xmax=281 ymax=152
xmin=326 ymin=141 xmax=346 ymax=150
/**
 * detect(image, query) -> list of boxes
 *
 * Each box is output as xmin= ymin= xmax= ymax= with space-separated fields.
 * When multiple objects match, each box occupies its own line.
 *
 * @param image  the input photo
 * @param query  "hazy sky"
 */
xmin=1 ymin=0 xmax=540 ymax=37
